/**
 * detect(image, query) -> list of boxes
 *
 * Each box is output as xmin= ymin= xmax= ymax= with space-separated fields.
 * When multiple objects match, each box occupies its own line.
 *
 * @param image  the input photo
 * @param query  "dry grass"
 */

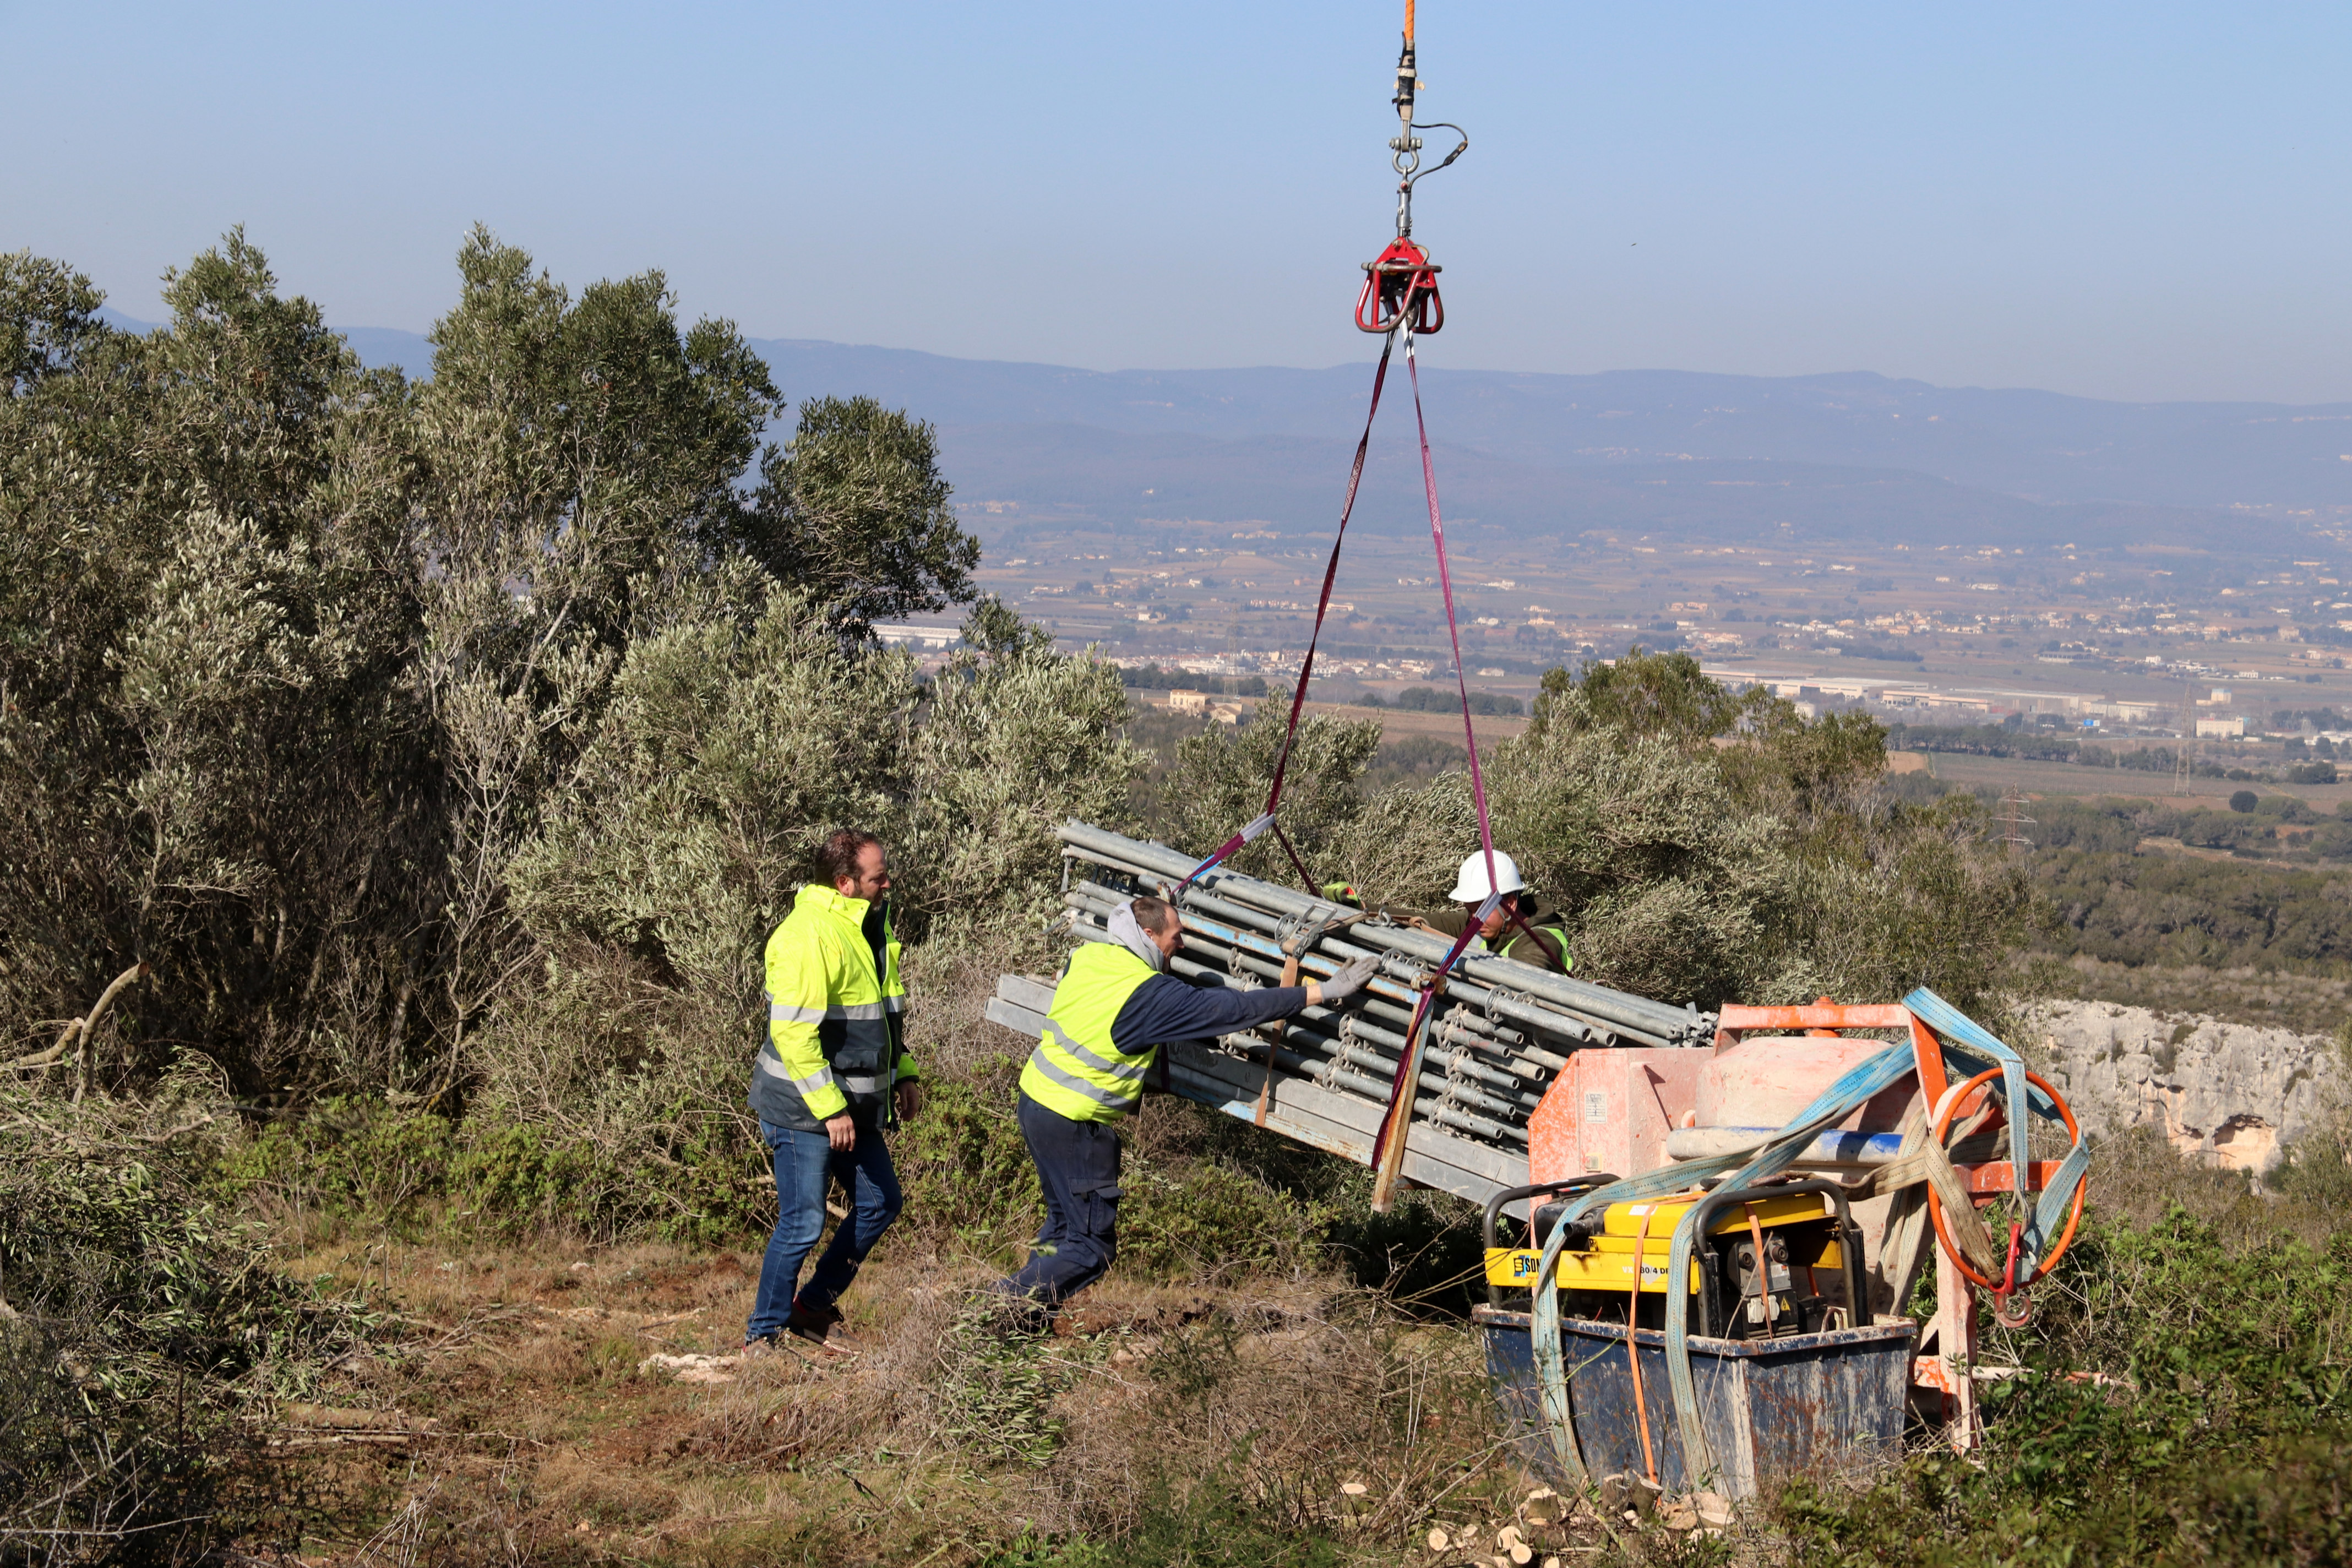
xmin=2082 ymin=1121 xmax=2349 ymax=1248
xmin=242 ymin=1103 xmax=2352 ymax=1566
xmin=252 ymin=1221 xmax=1594 ymax=1567
xmin=1030 ymin=1300 xmax=1487 ymax=1540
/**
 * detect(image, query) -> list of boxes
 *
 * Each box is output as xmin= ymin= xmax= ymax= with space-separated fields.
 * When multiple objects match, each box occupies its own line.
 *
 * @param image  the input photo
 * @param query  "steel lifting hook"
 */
xmin=1354 ymin=26 xmax=1467 ymax=335
xmin=1990 ymin=1221 xmax=2035 ymax=1329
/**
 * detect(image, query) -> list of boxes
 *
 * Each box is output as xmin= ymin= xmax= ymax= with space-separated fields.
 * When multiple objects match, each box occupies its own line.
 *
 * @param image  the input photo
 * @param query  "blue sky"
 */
xmin=7 ymin=2 xmax=2349 ymax=402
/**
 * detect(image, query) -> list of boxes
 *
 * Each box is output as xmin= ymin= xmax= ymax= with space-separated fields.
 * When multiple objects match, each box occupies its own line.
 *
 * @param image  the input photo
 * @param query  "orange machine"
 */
xmin=1518 ymin=998 xmax=2085 ymax=1447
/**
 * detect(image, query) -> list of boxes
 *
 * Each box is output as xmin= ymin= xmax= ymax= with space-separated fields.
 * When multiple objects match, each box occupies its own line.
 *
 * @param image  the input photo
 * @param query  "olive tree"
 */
xmin=1325 ymin=649 xmax=2040 ymax=1011
xmin=0 ymin=226 xmax=1022 ymax=1109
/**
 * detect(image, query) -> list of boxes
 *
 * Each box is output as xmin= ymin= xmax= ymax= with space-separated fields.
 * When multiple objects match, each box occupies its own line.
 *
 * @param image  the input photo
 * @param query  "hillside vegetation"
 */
xmin=3 ymin=237 xmax=2349 ymax=1566
xmin=1883 ymin=783 xmax=2352 ymax=1031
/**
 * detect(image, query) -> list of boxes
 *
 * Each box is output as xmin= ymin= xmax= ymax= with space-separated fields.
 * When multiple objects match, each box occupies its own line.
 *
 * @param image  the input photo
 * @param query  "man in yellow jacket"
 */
xmin=746 ymin=829 xmax=921 ymax=1351
xmin=994 ymin=894 xmax=1376 ymax=1317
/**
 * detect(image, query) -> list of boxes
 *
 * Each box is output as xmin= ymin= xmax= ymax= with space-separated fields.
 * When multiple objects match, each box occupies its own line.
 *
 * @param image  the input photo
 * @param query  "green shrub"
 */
xmin=211 ymin=1095 xmax=459 ymax=1233
xmin=931 ymin=1307 xmax=1077 ymax=1468
xmin=1 ymin=1104 xmax=368 ymax=1556
xmin=447 ymin=1119 xmax=608 ymax=1232
xmin=211 ymin=1093 xmax=766 ymax=1246
xmin=1774 ymin=1205 xmax=2352 ymax=1565
xmin=894 ymin=1074 xmax=1344 ymax=1283
xmin=205 ymin=1070 xmax=1354 ymax=1291
xmin=1119 ymin=1158 xmax=1339 ymax=1283
xmin=895 ymin=1070 xmax=1043 ymax=1262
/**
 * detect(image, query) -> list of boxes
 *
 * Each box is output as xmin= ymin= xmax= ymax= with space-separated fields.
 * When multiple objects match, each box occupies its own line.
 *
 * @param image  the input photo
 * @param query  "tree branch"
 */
xmin=2 ymin=1017 xmax=80 ymax=1074
xmin=72 ymin=962 xmax=150 ymax=1106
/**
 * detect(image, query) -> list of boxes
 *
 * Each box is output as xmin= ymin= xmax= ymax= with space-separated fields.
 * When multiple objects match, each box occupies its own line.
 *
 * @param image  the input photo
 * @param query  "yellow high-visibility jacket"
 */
xmin=751 ymin=884 xmax=913 ymax=1131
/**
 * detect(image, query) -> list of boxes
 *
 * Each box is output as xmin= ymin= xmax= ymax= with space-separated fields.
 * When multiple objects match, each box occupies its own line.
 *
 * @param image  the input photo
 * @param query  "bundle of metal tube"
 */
xmin=1053 ymin=821 xmax=1719 ymax=1149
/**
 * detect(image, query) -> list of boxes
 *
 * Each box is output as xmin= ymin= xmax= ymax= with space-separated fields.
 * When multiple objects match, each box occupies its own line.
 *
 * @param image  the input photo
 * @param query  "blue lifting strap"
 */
xmin=1902 ymin=988 xmax=2090 ymax=1272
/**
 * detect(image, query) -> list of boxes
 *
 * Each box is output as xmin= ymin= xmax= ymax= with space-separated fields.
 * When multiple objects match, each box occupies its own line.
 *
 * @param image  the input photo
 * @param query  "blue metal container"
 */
xmin=1475 ymin=1305 xmax=1915 ymax=1498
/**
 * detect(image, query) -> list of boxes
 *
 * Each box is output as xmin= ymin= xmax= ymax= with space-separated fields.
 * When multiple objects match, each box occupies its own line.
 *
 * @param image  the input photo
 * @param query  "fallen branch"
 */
xmin=72 ymin=962 xmax=150 ymax=1104
xmin=128 ymin=1111 xmax=217 ymax=1147
xmin=284 ymin=1403 xmax=439 ymax=1431
xmin=3 ymin=1017 xmax=83 ymax=1074
xmin=631 ymin=1309 xmax=704 ymax=1333
xmin=269 ymin=1434 xmax=420 ymax=1451
xmin=0 ymin=1516 xmax=216 ymax=1542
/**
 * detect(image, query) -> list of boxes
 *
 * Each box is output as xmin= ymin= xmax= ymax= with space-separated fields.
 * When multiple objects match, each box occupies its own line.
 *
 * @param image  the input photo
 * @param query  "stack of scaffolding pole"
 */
xmin=1043 ymin=821 xmax=1717 ymax=1161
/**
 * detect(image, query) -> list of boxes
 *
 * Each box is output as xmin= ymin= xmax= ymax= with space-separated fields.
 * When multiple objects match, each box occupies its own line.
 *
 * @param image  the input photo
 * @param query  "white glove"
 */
xmin=1317 ymin=955 xmax=1380 ymax=1003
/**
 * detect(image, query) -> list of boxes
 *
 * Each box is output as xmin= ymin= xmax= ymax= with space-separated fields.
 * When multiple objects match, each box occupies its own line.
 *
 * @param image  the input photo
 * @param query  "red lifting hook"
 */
xmin=1355 ymin=237 xmax=1444 ymax=335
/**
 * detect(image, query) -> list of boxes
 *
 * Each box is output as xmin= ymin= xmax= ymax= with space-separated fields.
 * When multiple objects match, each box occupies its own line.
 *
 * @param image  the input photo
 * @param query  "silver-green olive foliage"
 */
xmin=0 ymin=231 xmax=1128 ymax=1102
xmin=1170 ymin=647 xmax=2039 ymax=1012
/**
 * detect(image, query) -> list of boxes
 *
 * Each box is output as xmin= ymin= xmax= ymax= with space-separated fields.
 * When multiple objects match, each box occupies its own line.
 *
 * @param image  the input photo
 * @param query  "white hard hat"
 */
xmin=1448 ymin=850 xmax=1526 ymax=903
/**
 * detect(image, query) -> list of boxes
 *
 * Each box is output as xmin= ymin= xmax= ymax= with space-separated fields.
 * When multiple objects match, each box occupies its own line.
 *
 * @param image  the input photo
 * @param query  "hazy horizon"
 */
xmin=12 ymin=3 xmax=2352 ymax=405
xmin=89 ymin=310 xmax=2352 ymax=417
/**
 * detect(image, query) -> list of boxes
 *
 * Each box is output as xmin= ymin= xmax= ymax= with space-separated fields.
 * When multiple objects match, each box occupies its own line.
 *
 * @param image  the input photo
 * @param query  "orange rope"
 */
xmin=1625 ymin=1205 xmax=1661 ymax=1486
xmin=1403 ymin=0 xmax=1415 ymax=46
xmin=1927 ymin=1065 xmax=2088 ymax=1291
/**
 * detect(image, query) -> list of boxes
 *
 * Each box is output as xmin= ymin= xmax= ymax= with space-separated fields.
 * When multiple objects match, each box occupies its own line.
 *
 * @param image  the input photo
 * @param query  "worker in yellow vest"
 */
xmin=746 ymin=829 xmax=920 ymax=1352
xmin=995 ymin=894 xmax=1378 ymax=1316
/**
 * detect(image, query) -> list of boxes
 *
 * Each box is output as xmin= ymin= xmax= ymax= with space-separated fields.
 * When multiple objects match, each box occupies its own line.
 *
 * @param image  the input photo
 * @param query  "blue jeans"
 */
xmin=746 ymin=1117 xmax=903 ymax=1343
xmin=998 ymin=1095 xmax=1122 ymax=1306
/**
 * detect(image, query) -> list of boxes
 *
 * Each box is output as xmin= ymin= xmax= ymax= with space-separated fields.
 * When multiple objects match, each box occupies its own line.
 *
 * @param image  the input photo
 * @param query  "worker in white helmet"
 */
xmin=1407 ymin=851 xmax=1572 ymax=974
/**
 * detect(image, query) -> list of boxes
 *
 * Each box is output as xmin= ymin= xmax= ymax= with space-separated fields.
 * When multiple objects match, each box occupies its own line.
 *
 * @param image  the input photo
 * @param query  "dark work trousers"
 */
xmin=998 ymin=1093 xmax=1123 ymax=1305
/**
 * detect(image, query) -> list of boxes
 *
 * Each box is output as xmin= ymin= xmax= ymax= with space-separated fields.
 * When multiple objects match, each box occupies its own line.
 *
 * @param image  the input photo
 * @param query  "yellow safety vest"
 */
xmin=753 ymin=884 xmax=910 ymax=1131
xmin=1020 ymin=943 xmax=1162 ymax=1123
xmin=1498 ymin=921 xmax=1572 ymax=973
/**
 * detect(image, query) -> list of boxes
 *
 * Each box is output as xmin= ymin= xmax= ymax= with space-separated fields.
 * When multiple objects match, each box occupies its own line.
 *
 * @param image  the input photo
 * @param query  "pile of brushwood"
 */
xmin=0 ymin=1087 xmax=372 ymax=1559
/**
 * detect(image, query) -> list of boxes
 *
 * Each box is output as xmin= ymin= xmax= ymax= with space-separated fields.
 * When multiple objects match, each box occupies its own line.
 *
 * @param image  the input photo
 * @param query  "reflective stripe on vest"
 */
xmin=1020 ymin=943 xmax=1161 ymax=1123
xmin=1501 ymin=923 xmax=1571 ymax=971
xmin=755 ymin=1053 xmax=836 ymax=1098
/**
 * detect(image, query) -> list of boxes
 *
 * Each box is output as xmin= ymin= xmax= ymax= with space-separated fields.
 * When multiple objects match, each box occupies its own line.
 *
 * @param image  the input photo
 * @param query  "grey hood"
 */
xmin=1107 ymin=900 xmax=1167 ymax=972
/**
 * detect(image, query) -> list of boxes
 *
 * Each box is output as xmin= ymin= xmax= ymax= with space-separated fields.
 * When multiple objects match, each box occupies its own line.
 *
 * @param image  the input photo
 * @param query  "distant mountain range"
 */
xmin=119 ymin=313 xmax=2349 ymax=558
xmin=738 ymin=341 xmax=2352 ymax=515
xmin=741 ymin=342 xmax=2343 ymax=559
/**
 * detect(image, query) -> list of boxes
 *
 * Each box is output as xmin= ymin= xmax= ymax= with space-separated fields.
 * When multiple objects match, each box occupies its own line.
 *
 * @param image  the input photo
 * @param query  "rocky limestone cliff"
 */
xmin=2027 ymin=999 xmax=2345 ymax=1174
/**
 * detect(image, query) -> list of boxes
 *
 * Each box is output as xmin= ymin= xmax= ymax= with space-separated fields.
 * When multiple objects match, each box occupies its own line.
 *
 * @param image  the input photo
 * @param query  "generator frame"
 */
xmin=1707 ymin=1001 xmax=2074 ymax=1450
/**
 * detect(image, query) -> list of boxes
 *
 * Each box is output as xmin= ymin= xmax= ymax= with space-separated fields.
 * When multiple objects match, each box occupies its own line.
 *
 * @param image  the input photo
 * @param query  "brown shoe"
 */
xmin=786 ymin=1300 xmax=848 ymax=1346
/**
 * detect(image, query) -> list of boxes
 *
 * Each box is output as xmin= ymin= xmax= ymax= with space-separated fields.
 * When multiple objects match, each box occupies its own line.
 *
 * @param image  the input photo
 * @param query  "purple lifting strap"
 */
xmin=1370 ymin=326 xmax=1512 ymax=1172
xmin=1174 ymin=337 xmax=1397 ymax=898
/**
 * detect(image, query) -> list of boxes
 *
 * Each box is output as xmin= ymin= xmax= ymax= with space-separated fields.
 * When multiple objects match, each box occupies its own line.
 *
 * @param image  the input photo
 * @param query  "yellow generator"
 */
xmin=1486 ymin=1179 xmax=1866 ymax=1340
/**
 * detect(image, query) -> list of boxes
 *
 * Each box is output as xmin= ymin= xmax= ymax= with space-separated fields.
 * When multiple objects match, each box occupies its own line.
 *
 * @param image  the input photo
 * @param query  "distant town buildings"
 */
xmin=1701 ymin=667 xmax=2198 ymax=733
xmin=872 ymin=623 xmax=962 ymax=650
